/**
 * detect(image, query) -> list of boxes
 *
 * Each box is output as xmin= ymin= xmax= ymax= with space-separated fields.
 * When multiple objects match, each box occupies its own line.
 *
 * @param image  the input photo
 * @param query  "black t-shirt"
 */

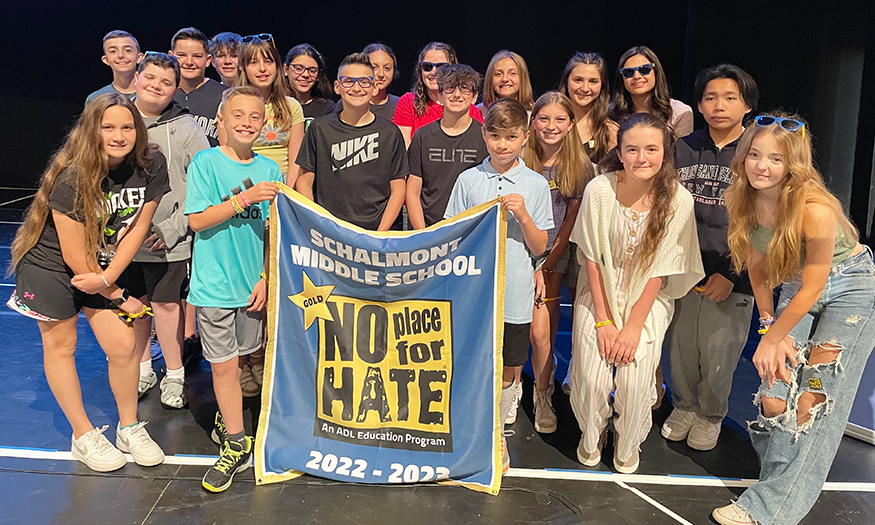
xmin=172 ymin=79 xmax=226 ymax=147
xmin=301 ymin=97 xmax=337 ymax=130
xmin=24 ymin=153 xmax=170 ymax=272
xmin=296 ymin=113 xmax=408 ymax=230
xmin=409 ymin=119 xmax=488 ymax=226
xmin=335 ymin=94 xmax=400 ymax=123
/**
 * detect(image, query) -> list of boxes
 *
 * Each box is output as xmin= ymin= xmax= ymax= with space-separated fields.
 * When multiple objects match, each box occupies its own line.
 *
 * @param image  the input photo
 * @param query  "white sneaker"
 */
xmin=712 ymin=502 xmax=759 ymax=525
xmin=138 ymin=369 xmax=158 ymax=399
xmin=240 ymin=364 xmax=260 ymax=397
xmin=160 ymin=376 xmax=186 ymax=409
xmin=687 ymin=418 xmax=721 ymax=451
xmin=660 ymin=408 xmax=698 ymax=441
xmin=576 ymin=431 xmax=606 ymax=467
xmin=116 ymin=422 xmax=165 ymax=467
xmin=505 ymin=382 xmax=522 ymax=424
xmin=613 ymin=433 xmax=640 ymax=474
xmin=533 ymin=389 xmax=557 ymax=433
xmin=71 ymin=426 xmax=126 ymax=472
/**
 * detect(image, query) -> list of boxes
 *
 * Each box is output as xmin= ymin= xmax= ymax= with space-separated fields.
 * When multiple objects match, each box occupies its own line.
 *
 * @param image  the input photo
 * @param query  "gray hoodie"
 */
xmin=134 ymin=101 xmax=210 ymax=263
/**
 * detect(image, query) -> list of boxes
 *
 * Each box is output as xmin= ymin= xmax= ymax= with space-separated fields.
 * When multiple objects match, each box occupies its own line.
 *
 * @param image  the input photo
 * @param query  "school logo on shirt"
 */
xmin=331 ymin=133 xmax=379 ymax=171
xmin=221 ymin=177 xmax=262 ymax=220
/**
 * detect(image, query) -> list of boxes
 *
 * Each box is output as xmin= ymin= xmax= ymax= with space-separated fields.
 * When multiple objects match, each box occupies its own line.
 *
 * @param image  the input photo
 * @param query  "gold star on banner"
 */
xmin=288 ymin=272 xmax=335 ymax=330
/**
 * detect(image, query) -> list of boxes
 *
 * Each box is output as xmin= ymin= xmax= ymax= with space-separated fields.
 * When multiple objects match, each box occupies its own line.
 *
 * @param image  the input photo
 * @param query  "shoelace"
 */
xmin=534 ymin=391 xmax=554 ymax=414
xmin=214 ymin=442 xmax=245 ymax=474
xmin=126 ymin=422 xmax=155 ymax=447
xmin=85 ymin=425 xmax=116 ymax=455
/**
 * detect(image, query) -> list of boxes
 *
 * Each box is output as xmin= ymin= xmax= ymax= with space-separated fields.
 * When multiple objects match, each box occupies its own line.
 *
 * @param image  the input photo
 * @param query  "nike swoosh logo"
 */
xmin=76 ymin=444 xmax=88 ymax=456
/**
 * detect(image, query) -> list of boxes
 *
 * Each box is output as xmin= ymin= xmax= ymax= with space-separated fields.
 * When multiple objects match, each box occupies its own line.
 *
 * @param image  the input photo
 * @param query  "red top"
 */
xmin=391 ymin=92 xmax=484 ymax=137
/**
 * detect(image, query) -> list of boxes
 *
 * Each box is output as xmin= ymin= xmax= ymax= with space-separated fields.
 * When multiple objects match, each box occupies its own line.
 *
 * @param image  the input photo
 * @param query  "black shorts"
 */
xmin=127 ymin=260 xmax=188 ymax=303
xmin=503 ymin=322 xmax=531 ymax=367
xmin=10 ymin=261 xmax=114 ymax=321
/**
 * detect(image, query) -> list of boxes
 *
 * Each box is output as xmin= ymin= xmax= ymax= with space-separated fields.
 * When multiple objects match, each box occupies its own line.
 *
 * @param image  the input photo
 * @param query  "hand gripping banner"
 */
xmin=256 ymin=184 xmax=506 ymax=494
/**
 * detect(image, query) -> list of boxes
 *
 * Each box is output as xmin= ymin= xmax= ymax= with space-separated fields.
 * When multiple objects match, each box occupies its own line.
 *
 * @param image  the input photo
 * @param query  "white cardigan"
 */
xmin=571 ymin=173 xmax=704 ymax=328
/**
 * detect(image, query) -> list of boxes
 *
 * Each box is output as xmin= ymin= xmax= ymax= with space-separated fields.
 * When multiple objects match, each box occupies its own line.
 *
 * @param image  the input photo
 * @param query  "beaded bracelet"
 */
xmin=240 ymin=193 xmax=251 ymax=207
xmin=758 ymin=315 xmax=776 ymax=335
xmin=230 ymin=195 xmax=244 ymax=214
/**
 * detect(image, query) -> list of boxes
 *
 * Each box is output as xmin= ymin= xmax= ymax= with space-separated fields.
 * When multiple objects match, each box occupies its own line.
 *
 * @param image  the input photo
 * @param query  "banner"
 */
xmin=255 ymin=185 xmax=506 ymax=494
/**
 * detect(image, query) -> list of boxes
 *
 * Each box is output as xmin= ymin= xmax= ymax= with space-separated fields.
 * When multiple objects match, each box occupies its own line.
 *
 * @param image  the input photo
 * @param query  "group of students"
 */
xmin=7 ymin=26 xmax=875 ymax=525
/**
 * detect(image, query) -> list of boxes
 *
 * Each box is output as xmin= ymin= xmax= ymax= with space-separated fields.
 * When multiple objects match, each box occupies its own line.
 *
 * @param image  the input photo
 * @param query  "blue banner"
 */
xmin=255 ymin=185 xmax=506 ymax=494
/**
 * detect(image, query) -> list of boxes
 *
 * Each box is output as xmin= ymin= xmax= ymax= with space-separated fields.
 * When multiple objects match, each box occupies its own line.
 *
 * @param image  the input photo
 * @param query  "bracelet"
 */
xmin=101 ymin=274 xmax=110 ymax=288
xmin=595 ymin=319 xmax=614 ymax=328
xmin=117 ymin=305 xmax=154 ymax=323
xmin=260 ymin=272 xmax=267 ymax=282
xmin=230 ymin=195 xmax=244 ymax=214
xmin=239 ymin=193 xmax=251 ymax=207
xmin=758 ymin=315 xmax=776 ymax=335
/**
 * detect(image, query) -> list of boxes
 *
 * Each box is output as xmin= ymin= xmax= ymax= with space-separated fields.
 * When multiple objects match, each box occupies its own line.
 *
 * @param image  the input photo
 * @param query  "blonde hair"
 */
xmin=219 ymin=85 xmax=265 ymax=114
xmin=237 ymin=40 xmax=295 ymax=130
xmin=11 ymin=94 xmax=152 ymax=273
xmin=522 ymin=92 xmax=592 ymax=198
xmin=726 ymin=113 xmax=858 ymax=287
xmin=482 ymin=50 xmax=534 ymax=111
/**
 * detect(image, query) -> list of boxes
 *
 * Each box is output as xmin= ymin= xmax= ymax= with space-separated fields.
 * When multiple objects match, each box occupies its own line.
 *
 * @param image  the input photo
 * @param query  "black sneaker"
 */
xmin=182 ymin=335 xmax=202 ymax=368
xmin=202 ymin=436 xmax=252 ymax=493
xmin=210 ymin=411 xmax=228 ymax=447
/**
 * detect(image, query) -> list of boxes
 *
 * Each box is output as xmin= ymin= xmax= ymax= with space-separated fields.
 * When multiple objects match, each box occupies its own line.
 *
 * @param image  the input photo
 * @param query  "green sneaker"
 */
xmin=202 ymin=436 xmax=252 ymax=493
xmin=210 ymin=411 xmax=228 ymax=447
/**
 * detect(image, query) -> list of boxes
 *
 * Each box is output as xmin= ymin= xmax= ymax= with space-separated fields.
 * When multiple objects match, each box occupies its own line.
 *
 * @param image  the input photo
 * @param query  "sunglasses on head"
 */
xmin=242 ymin=33 xmax=275 ymax=47
xmin=619 ymin=63 xmax=654 ymax=79
xmin=338 ymin=76 xmax=374 ymax=89
xmin=420 ymin=61 xmax=449 ymax=72
xmin=754 ymin=115 xmax=805 ymax=137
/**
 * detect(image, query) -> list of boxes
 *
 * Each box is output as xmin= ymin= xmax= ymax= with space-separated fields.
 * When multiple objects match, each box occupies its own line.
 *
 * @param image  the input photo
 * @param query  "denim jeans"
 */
xmin=737 ymin=247 xmax=875 ymax=525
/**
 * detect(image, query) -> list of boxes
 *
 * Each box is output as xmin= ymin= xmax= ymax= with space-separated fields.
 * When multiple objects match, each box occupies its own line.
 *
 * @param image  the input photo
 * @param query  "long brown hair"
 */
xmin=726 ymin=113 xmax=858 ymax=287
xmin=11 ymin=93 xmax=151 ymax=272
xmin=610 ymin=46 xmax=673 ymax=131
xmin=411 ymin=42 xmax=458 ymax=117
xmin=559 ymin=52 xmax=616 ymax=161
xmin=598 ymin=113 xmax=678 ymax=274
xmin=482 ymin=50 xmax=534 ymax=110
xmin=522 ymin=92 xmax=592 ymax=198
xmin=237 ymin=39 xmax=296 ymax=130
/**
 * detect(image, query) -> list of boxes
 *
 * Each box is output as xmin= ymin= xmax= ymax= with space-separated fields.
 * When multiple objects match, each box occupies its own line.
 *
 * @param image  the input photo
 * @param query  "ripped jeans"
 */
xmin=737 ymin=247 xmax=875 ymax=525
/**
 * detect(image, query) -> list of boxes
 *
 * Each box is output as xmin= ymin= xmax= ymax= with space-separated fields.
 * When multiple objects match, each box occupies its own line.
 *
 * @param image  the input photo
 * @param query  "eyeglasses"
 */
xmin=420 ymin=61 xmax=449 ymax=72
xmin=755 ymin=116 xmax=805 ymax=136
xmin=289 ymin=63 xmax=319 ymax=77
xmin=242 ymin=33 xmax=275 ymax=47
xmin=440 ymin=84 xmax=474 ymax=95
xmin=338 ymin=76 xmax=374 ymax=89
xmin=619 ymin=63 xmax=654 ymax=79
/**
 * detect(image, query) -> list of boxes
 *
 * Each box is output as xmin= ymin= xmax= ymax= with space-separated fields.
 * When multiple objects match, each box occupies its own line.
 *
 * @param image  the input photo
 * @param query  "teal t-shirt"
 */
xmin=185 ymin=147 xmax=283 ymax=308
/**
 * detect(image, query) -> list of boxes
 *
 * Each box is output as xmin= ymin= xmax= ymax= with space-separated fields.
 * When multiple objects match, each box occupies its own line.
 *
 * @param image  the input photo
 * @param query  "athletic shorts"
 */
xmin=197 ymin=306 xmax=264 ymax=364
xmin=127 ymin=260 xmax=188 ymax=303
xmin=10 ymin=261 xmax=114 ymax=321
xmin=533 ymin=243 xmax=581 ymax=291
xmin=503 ymin=322 xmax=531 ymax=367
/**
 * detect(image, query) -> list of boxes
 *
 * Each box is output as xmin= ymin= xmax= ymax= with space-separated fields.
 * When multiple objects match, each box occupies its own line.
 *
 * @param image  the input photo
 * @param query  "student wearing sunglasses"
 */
xmin=611 ymin=45 xmax=693 ymax=141
xmin=392 ymin=42 xmax=483 ymax=147
xmin=284 ymin=43 xmax=336 ymax=128
xmin=713 ymin=114 xmax=873 ymax=525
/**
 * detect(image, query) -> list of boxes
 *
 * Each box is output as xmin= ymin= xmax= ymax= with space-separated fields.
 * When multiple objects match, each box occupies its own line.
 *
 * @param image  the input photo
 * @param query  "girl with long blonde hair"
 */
xmin=712 ymin=114 xmax=873 ymax=525
xmin=8 ymin=93 xmax=169 ymax=473
xmin=521 ymin=92 xmax=592 ymax=433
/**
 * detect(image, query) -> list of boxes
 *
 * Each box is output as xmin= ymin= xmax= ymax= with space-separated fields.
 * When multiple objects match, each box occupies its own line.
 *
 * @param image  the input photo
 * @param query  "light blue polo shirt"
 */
xmin=445 ymin=157 xmax=554 ymax=324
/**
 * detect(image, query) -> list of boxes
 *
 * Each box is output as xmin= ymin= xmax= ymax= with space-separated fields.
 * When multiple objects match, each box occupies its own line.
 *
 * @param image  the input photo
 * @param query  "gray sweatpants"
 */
xmin=666 ymin=291 xmax=754 ymax=423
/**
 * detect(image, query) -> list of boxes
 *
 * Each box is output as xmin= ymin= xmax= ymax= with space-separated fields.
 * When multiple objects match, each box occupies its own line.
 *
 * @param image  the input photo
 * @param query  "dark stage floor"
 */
xmin=0 ymin=216 xmax=873 ymax=525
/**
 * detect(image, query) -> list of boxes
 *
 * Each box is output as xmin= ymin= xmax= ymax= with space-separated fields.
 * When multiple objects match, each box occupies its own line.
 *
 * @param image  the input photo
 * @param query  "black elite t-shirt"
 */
xmin=172 ymin=78 xmax=226 ymax=147
xmin=409 ymin=119 xmax=488 ymax=226
xmin=24 ymin=153 xmax=170 ymax=272
xmin=296 ymin=113 xmax=407 ymax=230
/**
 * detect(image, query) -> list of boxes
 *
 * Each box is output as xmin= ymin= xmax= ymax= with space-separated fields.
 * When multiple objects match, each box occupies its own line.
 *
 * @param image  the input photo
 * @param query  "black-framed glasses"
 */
xmin=619 ymin=63 xmax=654 ymax=79
xmin=338 ymin=76 xmax=374 ymax=89
xmin=289 ymin=63 xmax=319 ymax=77
xmin=420 ymin=61 xmax=449 ymax=72
xmin=242 ymin=33 xmax=275 ymax=47
xmin=440 ymin=84 xmax=474 ymax=95
xmin=755 ymin=116 xmax=805 ymax=138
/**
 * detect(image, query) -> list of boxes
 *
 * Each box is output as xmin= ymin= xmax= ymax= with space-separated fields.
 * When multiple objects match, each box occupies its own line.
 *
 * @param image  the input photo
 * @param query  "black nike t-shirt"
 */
xmin=408 ymin=119 xmax=488 ymax=226
xmin=24 ymin=153 xmax=170 ymax=272
xmin=296 ymin=113 xmax=407 ymax=230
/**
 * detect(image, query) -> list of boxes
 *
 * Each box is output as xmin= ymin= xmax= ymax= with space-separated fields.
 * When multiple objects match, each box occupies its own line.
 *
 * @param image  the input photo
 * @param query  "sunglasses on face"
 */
xmin=755 ymin=115 xmax=806 ymax=137
xmin=420 ymin=61 xmax=449 ymax=72
xmin=289 ymin=64 xmax=319 ymax=76
xmin=440 ymin=84 xmax=474 ymax=95
xmin=242 ymin=33 xmax=275 ymax=47
xmin=338 ymin=76 xmax=374 ymax=89
xmin=619 ymin=63 xmax=654 ymax=79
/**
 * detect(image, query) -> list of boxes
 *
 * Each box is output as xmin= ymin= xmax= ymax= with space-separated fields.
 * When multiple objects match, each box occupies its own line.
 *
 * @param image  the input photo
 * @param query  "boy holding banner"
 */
xmin=444 ymin=99 xmax=553 ymax=472
xmin=185 ymin=86 xmax=283 ymax=493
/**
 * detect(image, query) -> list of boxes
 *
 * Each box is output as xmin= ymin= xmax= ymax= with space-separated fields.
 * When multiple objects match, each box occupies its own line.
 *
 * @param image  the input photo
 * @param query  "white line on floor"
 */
xmin=615 ymin=481 xmax=694 ymax=525
xmin=2 ymin=446 xmax=874 ymax=492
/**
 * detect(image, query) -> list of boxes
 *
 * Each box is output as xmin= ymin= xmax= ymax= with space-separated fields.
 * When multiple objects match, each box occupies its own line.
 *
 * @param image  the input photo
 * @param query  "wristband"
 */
xmin=101 ymin=274 xmax=110 ymax=288
xmin=239 ymin=193 xmax=251 ymax=207
xmin=595 ymin=319 xmax=614 ymax=328
xmin=758 ymin=315 xmax=776 ymax=335
xmin=260 ymin=272 xmax=267 ymax=282
xmin=230 ymin=195 xmax=244 ymax=214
